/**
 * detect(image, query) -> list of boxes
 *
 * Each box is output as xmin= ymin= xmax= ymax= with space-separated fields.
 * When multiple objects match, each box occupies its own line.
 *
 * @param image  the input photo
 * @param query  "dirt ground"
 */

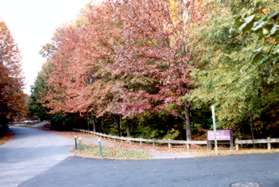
xmin=0 ymin=131 xmax=13 ymax=145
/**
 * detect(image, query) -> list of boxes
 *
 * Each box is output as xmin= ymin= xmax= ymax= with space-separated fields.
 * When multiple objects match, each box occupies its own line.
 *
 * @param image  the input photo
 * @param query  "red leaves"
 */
xmin=0 ymin=21 xmax=26 ymax=120
xmin=41 ymin=0 xmax=192 ymax=118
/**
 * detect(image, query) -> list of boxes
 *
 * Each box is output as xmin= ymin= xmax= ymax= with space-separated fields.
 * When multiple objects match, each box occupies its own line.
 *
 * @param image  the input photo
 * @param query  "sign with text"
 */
xmin=207 ymin=130 xmax=231 ymax=141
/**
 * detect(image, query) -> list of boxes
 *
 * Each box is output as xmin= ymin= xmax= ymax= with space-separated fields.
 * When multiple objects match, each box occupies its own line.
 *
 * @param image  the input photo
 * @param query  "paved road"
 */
xmin=0 ymin=127 xmax=72 ymax=187
xmin=20 ymin=154 xmax=279 ymax=187
xmin=1 ymin=127 xmax=279 ymax=187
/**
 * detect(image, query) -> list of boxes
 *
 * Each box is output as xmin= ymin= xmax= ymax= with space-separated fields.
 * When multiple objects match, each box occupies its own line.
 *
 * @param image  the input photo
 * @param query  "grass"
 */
xmin=54 ymin=130 xmax=279 ymax=159
xmin=188 ymin=148 xmax=279 ymax=157
xmin=75 ymin=143 xmax=150 ymax=160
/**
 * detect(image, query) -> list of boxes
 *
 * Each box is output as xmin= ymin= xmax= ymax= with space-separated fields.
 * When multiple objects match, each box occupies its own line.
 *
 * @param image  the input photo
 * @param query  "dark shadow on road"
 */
xmin=20 ymin=154 xmax=279 ymax=187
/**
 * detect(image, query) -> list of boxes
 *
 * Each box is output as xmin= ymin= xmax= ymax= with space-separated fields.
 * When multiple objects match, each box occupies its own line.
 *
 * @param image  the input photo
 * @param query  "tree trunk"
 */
xmin=100 ymin=118 xmax=104 ymax=133
xmin=115 ymin=115 xmax=121 ymax=136
xmin=126 ymin=122 xmax=131 ymax=137
xmin=184 ymin=101 xmax=192 ymax=141
xmin=87 ymin=114 xmax=90 ymax=130
xmin=92 ymin=116 xmax=96 ymax=132
xmin=249 ymin=112 xmax=255 ymax=148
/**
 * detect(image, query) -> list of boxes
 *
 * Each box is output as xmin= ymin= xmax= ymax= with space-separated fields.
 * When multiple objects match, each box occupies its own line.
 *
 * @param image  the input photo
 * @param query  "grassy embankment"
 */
xmin=75 ymin=143 xmax=149 ymax=160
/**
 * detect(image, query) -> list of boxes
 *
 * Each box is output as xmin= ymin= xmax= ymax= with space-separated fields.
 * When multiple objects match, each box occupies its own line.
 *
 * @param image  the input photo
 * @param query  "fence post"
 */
xmin=186 ymin=142 xmax=190 ymax=151
xmin=185 ymin=142 xmax=188 ymax=150
xmin=74 ymin=136 xmax=78 ymax=150
xmin=230 ymin=138 xmax=234 ymax=151
xmin=152 ymin=139 xmax=155 ymax=147
xmin=77 ymin=137 xmax=82 ymax=149
xmin=97 ymin=138 xmax=104 ymax=159
xmin=139 ymin=138 xmax=142 ymax=146
xmin=168 ymin=139 xmax=171 ymax=150
xmin=235 ymin=138 xmax=239 ymax=151
xmin=267 ymin=137 xmax=271 ymax=150
xmin=207 ymin=140 xmax=211 ymax=150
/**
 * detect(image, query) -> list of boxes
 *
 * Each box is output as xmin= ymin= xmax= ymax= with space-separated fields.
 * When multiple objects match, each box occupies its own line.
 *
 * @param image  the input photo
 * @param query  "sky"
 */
xmin=0 ymin=0 xmax=92 ymax=94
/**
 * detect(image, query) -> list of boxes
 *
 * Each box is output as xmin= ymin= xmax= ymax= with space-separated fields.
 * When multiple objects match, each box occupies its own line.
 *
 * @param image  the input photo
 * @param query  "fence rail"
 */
xmin=73 ymin=129 xmax=207 ymax=149
xmin=235 ymin=137 xmax=279 ymax=150
xmin=74 ymin=129 xmax=279 ymax=151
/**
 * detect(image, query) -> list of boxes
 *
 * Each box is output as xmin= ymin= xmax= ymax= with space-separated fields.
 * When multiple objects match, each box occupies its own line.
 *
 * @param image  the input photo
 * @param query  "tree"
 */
xmin=37 ymin=0 xmax=196 ymax=140
xmin=0 ymin=20 xmax=26 ymax=127
xmin=28 ymin=62 xmax=52 ymax=120
xmin=187 ymin=0 xmax=279 ymax=136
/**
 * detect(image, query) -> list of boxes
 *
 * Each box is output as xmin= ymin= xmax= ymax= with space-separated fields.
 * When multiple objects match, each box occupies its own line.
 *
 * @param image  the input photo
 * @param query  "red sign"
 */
xmin=207 ymin=130 xmax=231 ymax=141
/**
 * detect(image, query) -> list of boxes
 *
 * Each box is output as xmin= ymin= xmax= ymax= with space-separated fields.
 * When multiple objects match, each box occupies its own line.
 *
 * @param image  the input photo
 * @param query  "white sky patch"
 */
xmin=0 ymin=0 xmax=94 ymax=94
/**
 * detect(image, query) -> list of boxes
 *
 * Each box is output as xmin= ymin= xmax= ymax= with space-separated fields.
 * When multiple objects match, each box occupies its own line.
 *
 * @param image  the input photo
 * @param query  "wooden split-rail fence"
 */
xmin=74 ymin=129 xmax=279 ymax=151
xmin=73 ymin=129 xmax=207 ymax=150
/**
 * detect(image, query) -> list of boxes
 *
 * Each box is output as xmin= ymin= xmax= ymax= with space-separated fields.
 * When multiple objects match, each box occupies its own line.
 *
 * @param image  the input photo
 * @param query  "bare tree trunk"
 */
xmin=184 ymin=101 xmax=192 ymax=141
xmin=249 ymin=112 xmax=255 ymax=148
xmin=126 ymin=122 xmax=131 ymax=137
xmin=100 ymin=118 xmax=104 ymax=133
xmin=92 ymin=116 xmax=96 ymax=132
xmin=118 ymin=118 xmax=121 ymax=137
xmin=87 ymin=114 xmax=90 ymax=130
xmin=114 ymin=115 xmax=121 ymax=137
xmin=180 ymin=1 xmax=191 ymax=142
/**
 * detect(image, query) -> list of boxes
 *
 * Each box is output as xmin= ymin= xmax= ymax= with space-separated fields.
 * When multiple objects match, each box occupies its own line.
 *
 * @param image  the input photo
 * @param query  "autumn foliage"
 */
xmin=41 ymin=0 xmax=192 ymax=121
xmin=0 ymin=20 xmax=26 ymax=125
xmin=30 ymin=0 xmax=279 ymax=139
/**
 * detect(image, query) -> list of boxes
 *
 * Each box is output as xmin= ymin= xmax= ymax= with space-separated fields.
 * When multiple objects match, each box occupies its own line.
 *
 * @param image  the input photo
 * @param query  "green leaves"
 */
xmin=239 ymin=14 xmax=255 ymax=32
xmin=252 ymin=19 xmax=267 ymax=31
xmin=235 ymin=3 xmax=279 ymax=67
xmin=270 ymin=24 xmax=279 ymax=36
xmin=188 ymin=0 xmax=279 ymax=131
xmin=238 ymin=10 xmax=279 ymax=38
xmin=28 ymin=63 xmax=52 ymax=120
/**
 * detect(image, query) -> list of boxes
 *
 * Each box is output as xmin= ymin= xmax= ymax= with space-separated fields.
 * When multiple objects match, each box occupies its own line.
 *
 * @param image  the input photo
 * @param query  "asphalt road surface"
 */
xmin=19 ymin=154 xmax=279 ymax=187
xmin=0 ymin=126 xmax=72 ymax=187
xmin=1 ymin=127 xmax=279 ymax=187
